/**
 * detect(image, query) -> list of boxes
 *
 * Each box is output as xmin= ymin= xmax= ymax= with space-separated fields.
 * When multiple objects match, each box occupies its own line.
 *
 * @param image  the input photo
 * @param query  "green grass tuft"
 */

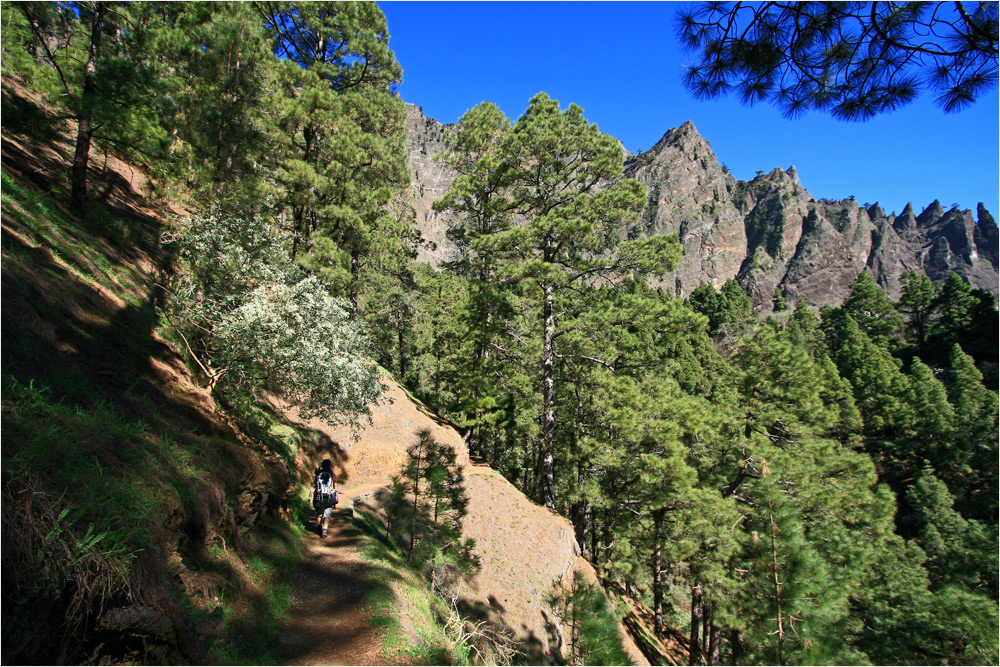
xmin=352 ymin=507 xmax=459 ymax=665
xmin=209 ymin=517 xmax=305 ymax=665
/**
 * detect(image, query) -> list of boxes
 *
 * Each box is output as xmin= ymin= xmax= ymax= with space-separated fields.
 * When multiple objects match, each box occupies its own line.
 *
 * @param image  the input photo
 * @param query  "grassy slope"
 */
xmin=0 ymin=79 xmax=307 ymax=665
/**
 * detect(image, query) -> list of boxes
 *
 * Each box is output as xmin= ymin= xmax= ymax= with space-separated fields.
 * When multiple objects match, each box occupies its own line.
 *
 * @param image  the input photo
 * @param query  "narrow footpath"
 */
xmin=280 ymin=508 xmax=384 ymax=666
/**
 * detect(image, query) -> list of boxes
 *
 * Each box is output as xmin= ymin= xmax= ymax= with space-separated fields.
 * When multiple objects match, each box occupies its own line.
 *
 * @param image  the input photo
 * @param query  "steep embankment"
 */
xmin=279 ymin=380 xmax=648 ymax=665
xmin=2 ymin=79 xmax=300 ymax=664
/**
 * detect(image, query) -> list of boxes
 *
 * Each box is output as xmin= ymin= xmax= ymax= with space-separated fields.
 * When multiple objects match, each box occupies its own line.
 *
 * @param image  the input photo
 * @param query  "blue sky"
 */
xmin=379 ymin=1 xmax=1000 ymax=218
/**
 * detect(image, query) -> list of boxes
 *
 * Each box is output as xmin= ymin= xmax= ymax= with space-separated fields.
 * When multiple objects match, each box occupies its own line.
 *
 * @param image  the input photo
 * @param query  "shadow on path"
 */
xmin=280 ymin=509 xmax=386 ymax=666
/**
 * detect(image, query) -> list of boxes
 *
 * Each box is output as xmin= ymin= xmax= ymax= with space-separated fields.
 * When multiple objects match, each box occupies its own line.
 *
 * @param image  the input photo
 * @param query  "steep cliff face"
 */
xmin=624 ymin=121 xmax=999 ymax=310
xmin=404 ymin=107 xmax=999 ymax=309
xmin=627 ymin=121 xmax=748 ymax=296
xmin=404 ymin=103 xmax=460 ymax=265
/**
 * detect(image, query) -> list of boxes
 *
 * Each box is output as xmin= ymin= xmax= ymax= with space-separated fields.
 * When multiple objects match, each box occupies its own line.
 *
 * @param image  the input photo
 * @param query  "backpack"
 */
xmin=315 ymin=469 xmax=337 ymax=505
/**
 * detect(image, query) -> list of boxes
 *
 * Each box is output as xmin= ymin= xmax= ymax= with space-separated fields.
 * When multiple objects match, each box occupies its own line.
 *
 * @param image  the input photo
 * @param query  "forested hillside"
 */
xmin=2 ymin=2 xmax=998 ymax=666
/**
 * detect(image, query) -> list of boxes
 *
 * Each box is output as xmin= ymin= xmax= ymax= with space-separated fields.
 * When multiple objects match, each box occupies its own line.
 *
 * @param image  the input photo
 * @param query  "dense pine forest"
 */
xmin=2 ymin=2 xmax=998 ymax=665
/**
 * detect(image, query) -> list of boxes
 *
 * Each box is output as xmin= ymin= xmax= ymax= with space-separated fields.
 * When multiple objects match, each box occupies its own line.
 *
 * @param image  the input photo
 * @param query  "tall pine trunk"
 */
xmin=572 ymin=460 xmax=590 ymax=557
xmin=466 ymin=277 xmax=491 ymax=457
xmin=522 ymin=436 xmax=533 ymax=493
xmin=71 ymin=116 xmax=94 ymax=213
xmin=349 ymin=248 xmax=360 ymax=320
xmin=396 ymin=302 xmax=407 ymax=379
xmin=729 ymin=629 xmax=742 ymax=666
xmin=291 ymin=206 xmax=306 ymax=258
xmin=603 ymin=505 xmax=620 ymax=565
xmin=689 ymin=582 xmax=703 ymax=665
xmin=702 ymin=594 xmax=711 ymax=657
xmin=767 ymin=496 xmax=786 ymax=666
xmin=71 ymin=4 xmax=105 ymax=213
xmin=652 ymin=508 xmax=666 ymax=634
xmin=591 ymin=518 xmax=600 ymax=569
xmin=541 ymin=280 xmax=556 ymax=509
xmin=708 ymin=622 xmax=721 ymax=666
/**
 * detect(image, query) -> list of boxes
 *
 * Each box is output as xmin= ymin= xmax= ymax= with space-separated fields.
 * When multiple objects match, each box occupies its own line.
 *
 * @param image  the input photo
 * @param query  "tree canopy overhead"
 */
xmin=676 ymin=1 xmax=1000 ymax=120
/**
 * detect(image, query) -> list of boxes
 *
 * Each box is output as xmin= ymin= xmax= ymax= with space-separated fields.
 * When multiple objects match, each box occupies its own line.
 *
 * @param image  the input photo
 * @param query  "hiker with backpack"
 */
xmin=312 ymin=459 xmax=339 ymax=538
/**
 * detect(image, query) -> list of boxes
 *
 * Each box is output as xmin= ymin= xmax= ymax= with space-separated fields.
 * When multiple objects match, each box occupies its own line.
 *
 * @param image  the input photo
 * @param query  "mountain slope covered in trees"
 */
xmin=1 ymin=76 xmax=642 ymax=666
xmin=2 ymin=2 xmax=998 ymax=666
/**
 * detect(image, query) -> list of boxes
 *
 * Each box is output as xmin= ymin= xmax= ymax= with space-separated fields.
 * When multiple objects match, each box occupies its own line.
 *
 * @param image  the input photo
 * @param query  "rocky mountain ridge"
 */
xmin=405 ymin=103 xmax=459 ymax=265
xmin=404 ymin=103 xmax=999 ymax=310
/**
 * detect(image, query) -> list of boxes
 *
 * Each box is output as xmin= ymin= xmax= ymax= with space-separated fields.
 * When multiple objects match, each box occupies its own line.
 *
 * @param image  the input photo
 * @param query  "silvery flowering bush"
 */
xmin=164 ymin=214 xmax=383 ymax=425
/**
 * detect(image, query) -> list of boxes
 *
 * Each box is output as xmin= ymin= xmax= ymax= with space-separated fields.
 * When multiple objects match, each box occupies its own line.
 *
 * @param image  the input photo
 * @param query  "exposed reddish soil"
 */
xmin=279 ymin=380 xmax=650 ymax=665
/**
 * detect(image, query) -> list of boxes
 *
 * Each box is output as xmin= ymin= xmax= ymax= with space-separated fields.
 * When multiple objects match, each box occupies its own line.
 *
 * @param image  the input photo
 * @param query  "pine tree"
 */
xmin=906 ymin=467 xmax=998 ymax=598
xmin=772 ymin=286 xmax=788 ymax=312
xmin=898 ymin=359 xmax=956 ymax=470
xmin=677 ymin=2 xmax=1000 ymax=120
xmin=687 ymin=279 xmax=754 ymax=335
xmin=9 ymin=2 xmax=165 ymax=212
xmin=386 ymin=429 xmax=473 ymax=569
xmin=898 ymin=271 xmax=938 ymax=347
xmin=923 ymin=273 xmax=999 ymax=380
xmin=719 ymin=323 xmax=895 ymax=665
xmin=152 ymin=2 xmax=278 ymax=212
xmin=785 ymin=302 xmax=827 ymax=360
xmin=932 ymin=273 xmax=977 ymax=341
xmin=850 ymin=534 xmax=1000 ymax=665
xmin=438 ymin=92 xmax=681 ymax=509
xmin=944 ymin=345 xmax=999 ymax=521
xmin=261 ymin=1 xmax=409 ymax=317
xmin=830 ymin=314 xmax=911 ymax=442
xmin=842 ymin=271 xmax=904 ymax=348
xmin=433 ymin=101 xmax=521 ymax=454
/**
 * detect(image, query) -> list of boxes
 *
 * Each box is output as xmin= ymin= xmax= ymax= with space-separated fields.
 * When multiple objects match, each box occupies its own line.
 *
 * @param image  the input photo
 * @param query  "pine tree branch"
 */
xmin=553 ymin=352 xmax=616 ymax=370
xmin=20 ymin=4 xmax=73 ymax=97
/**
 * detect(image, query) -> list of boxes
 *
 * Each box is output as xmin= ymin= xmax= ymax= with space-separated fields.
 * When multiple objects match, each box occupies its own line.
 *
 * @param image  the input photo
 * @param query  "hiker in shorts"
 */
xmin=312 ymin=459 xmax=339 ymax=538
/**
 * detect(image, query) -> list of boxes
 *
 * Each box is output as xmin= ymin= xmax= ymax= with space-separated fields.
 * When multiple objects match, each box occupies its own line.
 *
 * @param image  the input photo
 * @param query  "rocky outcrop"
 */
xmin=627 ymin=121 xmax=748 ymax=296
xmin=404 ymin=107 xmax=1000 ymax=310
xmin=622 ymin=121 xmax=998 ymax=310
xmin=404 ymin=103 xmax=461 ymax=265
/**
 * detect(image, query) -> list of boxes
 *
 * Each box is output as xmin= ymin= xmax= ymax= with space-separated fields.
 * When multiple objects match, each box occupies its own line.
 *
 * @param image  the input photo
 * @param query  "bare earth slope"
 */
xmin=278 ymin=380 xmax=649 ymax=665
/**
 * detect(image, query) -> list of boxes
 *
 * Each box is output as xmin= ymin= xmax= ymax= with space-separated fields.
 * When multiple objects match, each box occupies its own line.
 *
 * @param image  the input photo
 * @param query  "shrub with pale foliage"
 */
xmin=164 ymin=214 xmax=383 ymax=425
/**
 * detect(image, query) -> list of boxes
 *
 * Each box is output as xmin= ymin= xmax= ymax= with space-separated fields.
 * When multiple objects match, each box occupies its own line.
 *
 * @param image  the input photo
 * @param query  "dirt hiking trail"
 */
xmin=280 ymin=508 xmax=383 ymax=666
xmin=276 ymin=379 xmax=649 ymax=665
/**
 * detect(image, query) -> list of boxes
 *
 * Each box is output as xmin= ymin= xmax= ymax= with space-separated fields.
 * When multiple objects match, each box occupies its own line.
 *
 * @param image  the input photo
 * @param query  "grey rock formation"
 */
xmin=404 ymin=106 xmax=999 ymax=309
xmin=404 ymin=103 xmax=460 ymax=265
xmin=626 ymin=121 xmax=748 ymax=297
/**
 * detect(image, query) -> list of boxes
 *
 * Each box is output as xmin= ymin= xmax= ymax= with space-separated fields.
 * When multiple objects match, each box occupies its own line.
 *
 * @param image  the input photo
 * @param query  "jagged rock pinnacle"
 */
xmin=917 ymin=200 xmax=945 ymax=226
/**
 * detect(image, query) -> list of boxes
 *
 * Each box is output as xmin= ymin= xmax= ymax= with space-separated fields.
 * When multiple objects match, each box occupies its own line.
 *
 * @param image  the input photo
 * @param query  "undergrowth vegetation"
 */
xmin=205 ymin=516 xmax=304 ymax=665
xmin=352 ymin=507 xmax=464 ymax=665
xmin=548 ymin=571 xmax=631 ymax=666
xmin=2 ymin=94 xmax=303 ymax=664
xmin=4 ymin=376 xmax=162 ymax=560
